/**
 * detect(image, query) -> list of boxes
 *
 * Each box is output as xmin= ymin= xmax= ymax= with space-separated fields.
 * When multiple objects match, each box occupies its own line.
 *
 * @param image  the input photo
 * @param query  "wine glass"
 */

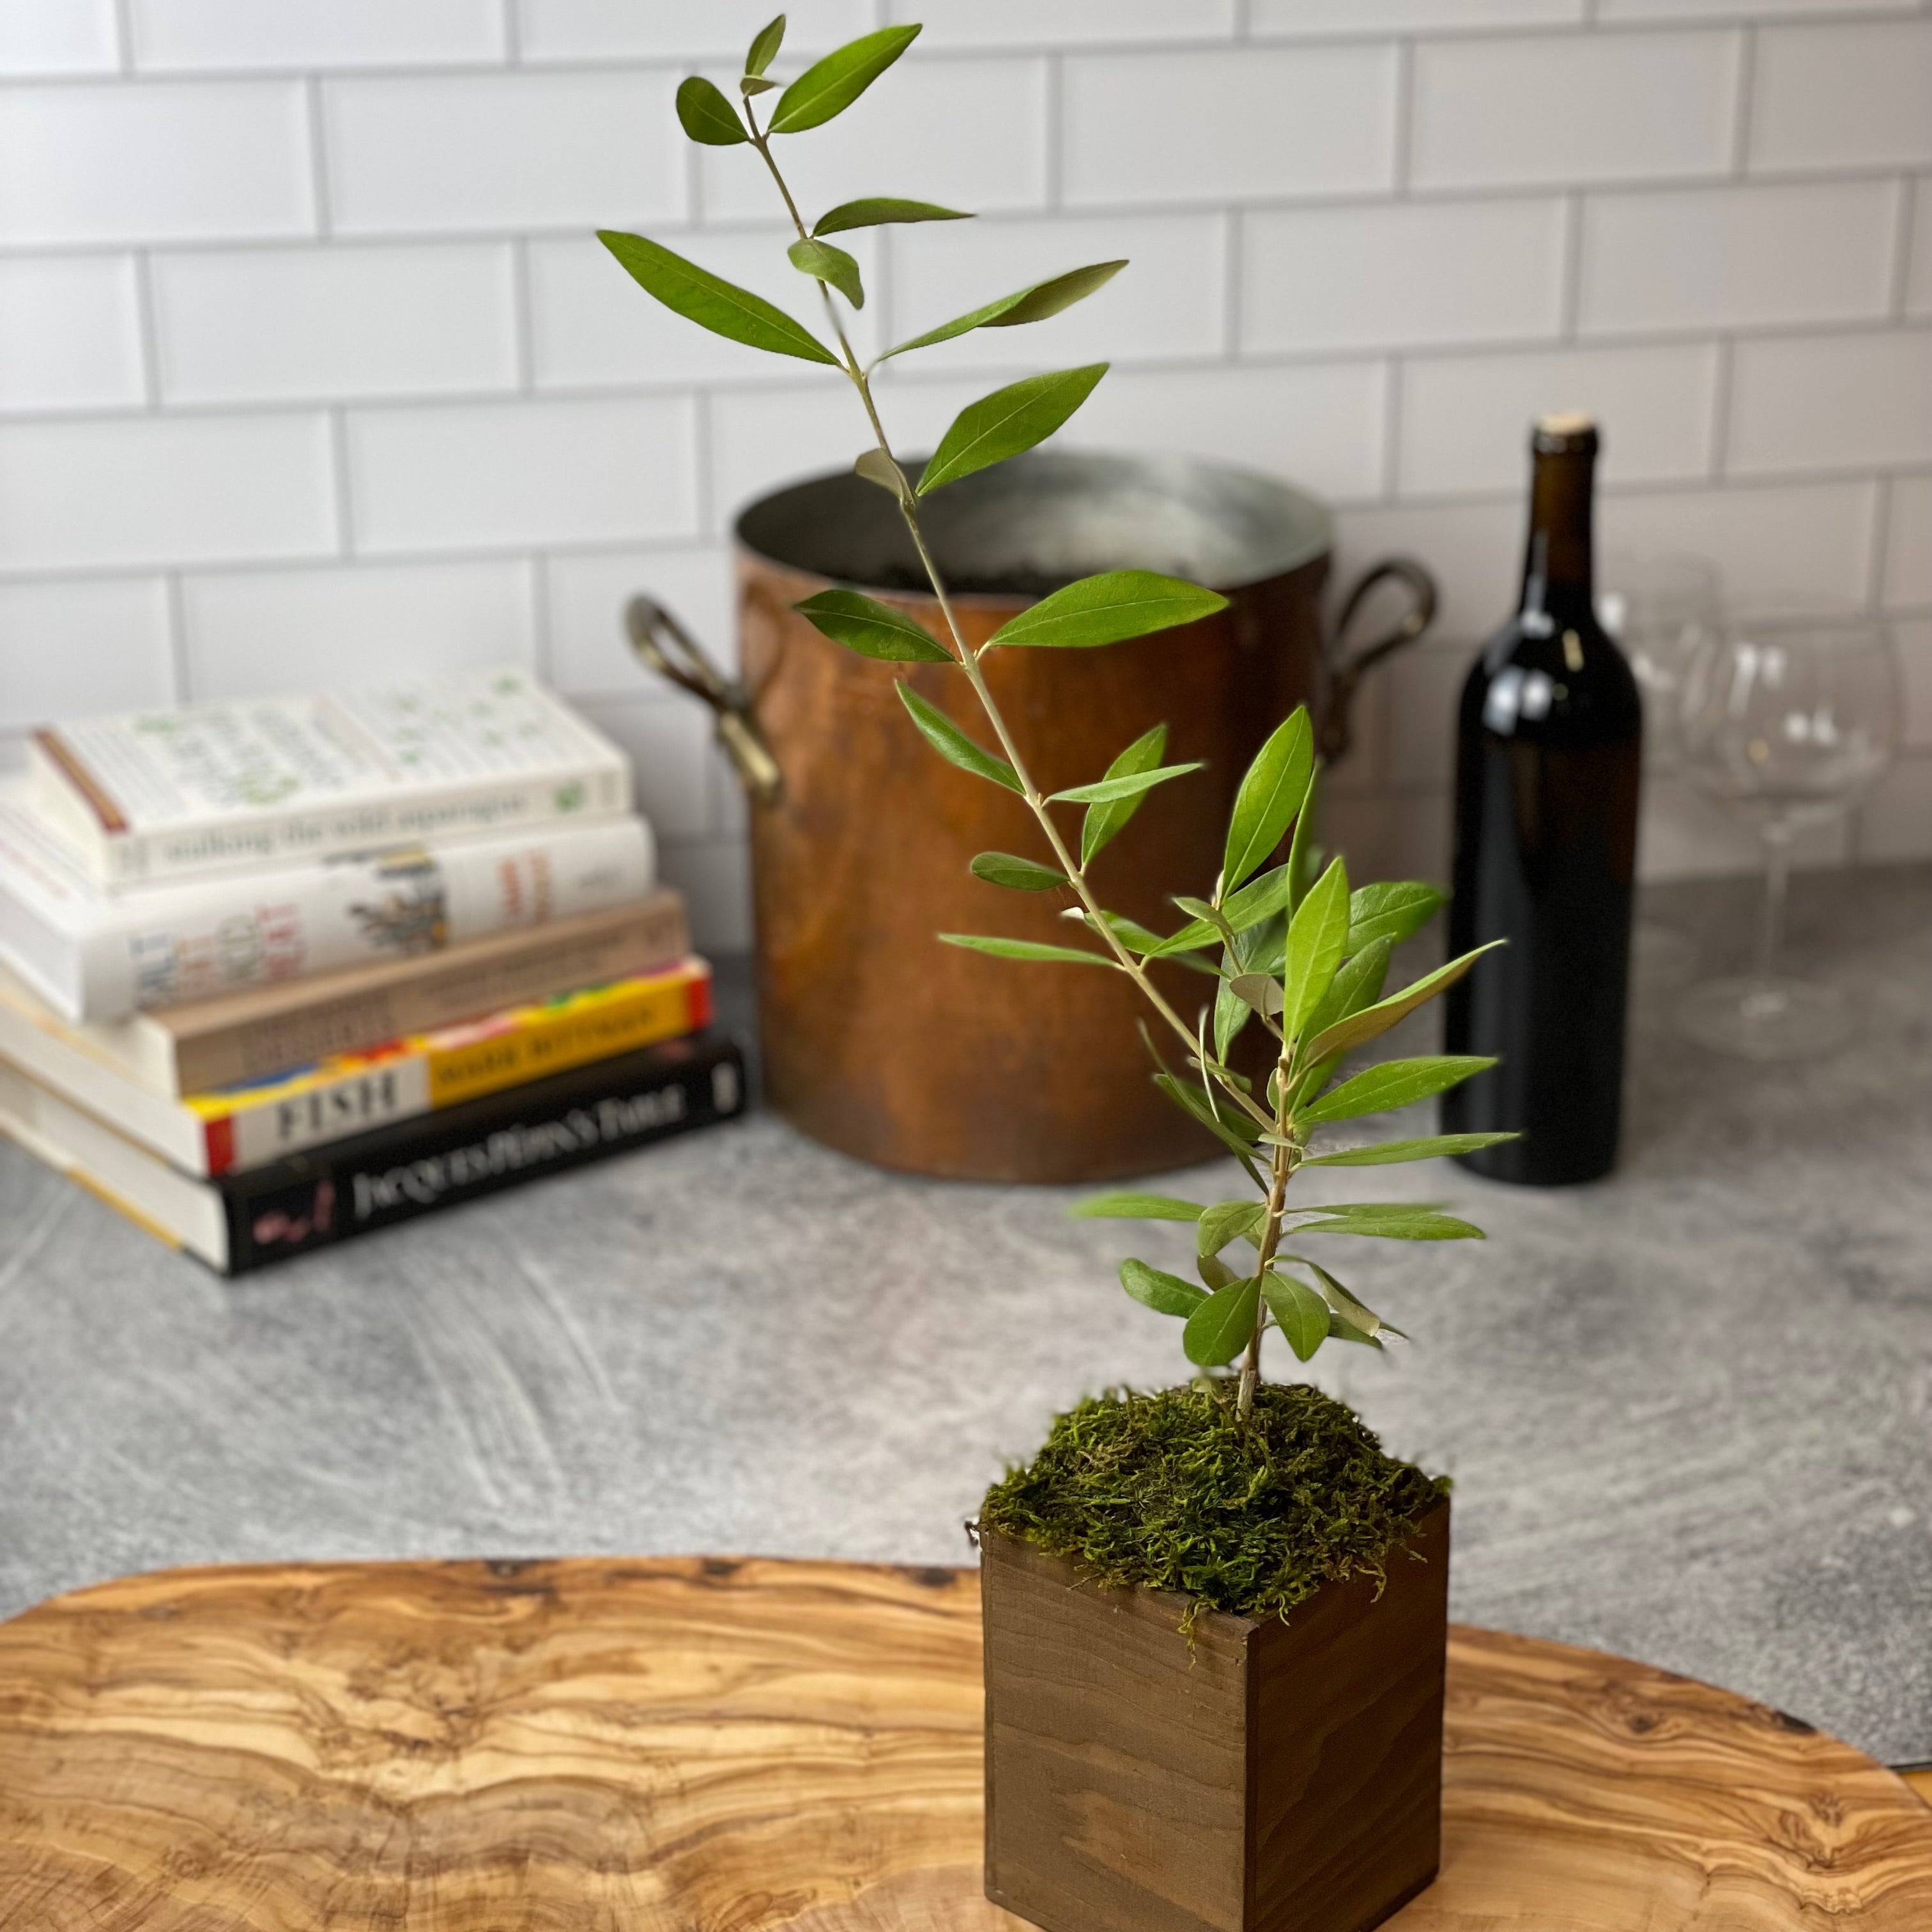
xmin=1600 ymin=552 xmax=1723 ymax=988
xmin=1675 ymin=611 xmax=1899 ymax=1059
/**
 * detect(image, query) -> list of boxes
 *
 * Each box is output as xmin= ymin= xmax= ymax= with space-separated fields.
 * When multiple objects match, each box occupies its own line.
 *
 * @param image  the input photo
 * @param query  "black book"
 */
xmin=0 ymin=1031 xmax=746 ymax=1274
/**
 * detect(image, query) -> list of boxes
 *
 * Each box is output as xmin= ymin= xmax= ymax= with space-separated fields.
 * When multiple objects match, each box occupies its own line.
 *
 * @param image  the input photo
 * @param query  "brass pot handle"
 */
xmin=1319 ymin=557 xmax=1438 ymax=763
xmin=624 ymin=595 xmax=783 ymax=808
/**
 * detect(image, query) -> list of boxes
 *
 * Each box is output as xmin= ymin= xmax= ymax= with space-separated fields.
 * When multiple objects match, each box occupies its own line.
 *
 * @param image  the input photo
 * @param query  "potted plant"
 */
xmin=602 ymin=21 xmax=1511 ymax=1932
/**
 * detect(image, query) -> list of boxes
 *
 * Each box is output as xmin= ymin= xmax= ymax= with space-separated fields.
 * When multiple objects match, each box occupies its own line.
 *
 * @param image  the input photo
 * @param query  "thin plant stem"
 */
xmin=747 ymin=123 xmax=1299 ymax=1381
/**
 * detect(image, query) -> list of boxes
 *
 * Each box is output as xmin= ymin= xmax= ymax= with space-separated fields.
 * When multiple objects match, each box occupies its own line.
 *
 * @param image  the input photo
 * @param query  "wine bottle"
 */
xmin=1441 ymin=415 xmax=1642 ymax=1185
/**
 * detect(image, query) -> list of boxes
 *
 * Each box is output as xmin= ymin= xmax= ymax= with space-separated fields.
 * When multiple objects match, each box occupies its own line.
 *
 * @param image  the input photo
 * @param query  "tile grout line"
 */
xmin=1042 ymin=52 xmax=1064 ymax=211
xmin=1867 ymin=473 xmax=1895 ymax=611
xmin=1885 ymin=176 xmax=1917 ymax=319
xmin=1729 ymin=24 xmax=1756 ymax=179
xmin=109 ymin=0 xmax=134 ymax=72
xmin=304 ymin=76 xmax=333 ymax=237
xmin=510 ymin=238 xmax=537 ymax=392
xmin=1379 ymin=358 xmax=1404 ymax=503
xmin=163 ymin=572 xmax=191 ymax=702
xmin=1706 ymin=335 xmax=1735 ymax=482
xmin=528 ymin=553 xmax=553 ymax=682
xmin=130 ymin=251 xmax=163 ymax=410
xmin=326 ymin=409 xmax=354 ymax=558
xmin=501 ymin=0 xmax=521 ymax=65
xmin=1557 ymin=192 xmax=1583 ymax=344
xmin=1220 ymin=210 xmax=1243 ymax=362
xmin=1390 ymin=37 xmax=1414 ymax=199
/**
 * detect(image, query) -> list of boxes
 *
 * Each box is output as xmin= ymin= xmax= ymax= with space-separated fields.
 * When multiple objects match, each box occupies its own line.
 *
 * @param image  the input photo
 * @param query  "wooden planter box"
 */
xmin=980 ymin=1494 xmax=1450 ymax=1932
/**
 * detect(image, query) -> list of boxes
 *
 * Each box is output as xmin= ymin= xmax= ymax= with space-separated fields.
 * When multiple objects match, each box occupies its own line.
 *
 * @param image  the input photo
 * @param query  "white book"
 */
xmin=26 ymin=665 xmax=632 ymax=890
xmin=0 ymin=785 xmax=656 ymax=1022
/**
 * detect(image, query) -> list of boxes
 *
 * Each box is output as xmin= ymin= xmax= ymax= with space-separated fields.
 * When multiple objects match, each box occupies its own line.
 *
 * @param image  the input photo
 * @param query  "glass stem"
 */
xmin=1757 ymin=822 xmax=1793 ymax=983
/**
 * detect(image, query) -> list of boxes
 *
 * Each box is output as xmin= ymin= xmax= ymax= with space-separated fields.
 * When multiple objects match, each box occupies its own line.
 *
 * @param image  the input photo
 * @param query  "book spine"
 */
xmin=199 ymin=958 xmax=712 ymax=1174
xmin=220 ymin=1033 xmax=746 ymax=1273
xmin=73 ymin=815 xmax=654 ymax=1018
xmin=169 ymin=896 xmax=690 ymax=1094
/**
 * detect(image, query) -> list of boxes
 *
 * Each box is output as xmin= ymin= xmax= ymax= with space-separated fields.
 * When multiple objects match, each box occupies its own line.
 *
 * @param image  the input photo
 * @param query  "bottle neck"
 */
xmin=1519 ymin=443 xmax=1596 ymax=623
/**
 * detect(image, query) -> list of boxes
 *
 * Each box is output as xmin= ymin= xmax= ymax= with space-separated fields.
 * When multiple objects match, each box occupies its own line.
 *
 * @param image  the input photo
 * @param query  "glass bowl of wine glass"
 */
xmin=1675 ymin=610 xmax=1899 ymax=1060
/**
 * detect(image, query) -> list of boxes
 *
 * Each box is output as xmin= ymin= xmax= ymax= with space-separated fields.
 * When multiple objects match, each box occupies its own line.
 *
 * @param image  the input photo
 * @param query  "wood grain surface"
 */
xmin=0 ymin=1554 xmax=1927 ymax=1930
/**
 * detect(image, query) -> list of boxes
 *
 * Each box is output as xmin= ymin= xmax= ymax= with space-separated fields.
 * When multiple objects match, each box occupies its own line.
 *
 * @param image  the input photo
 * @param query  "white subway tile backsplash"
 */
xmin=886 ymin=213 xmax=1225 ymax=376
xmin=516 ymin=0 xmax=872 ymax=63
xmin=1602 ymin=0 xmax=1919 ymax=17
xmin=1059 ymin=361 xmax=1388 ymax=505
xmin=1726 ymin=329 xmax=1932 ymax=477
xmin=153 ymin=244 xmax=518 ymax=404
xmin=1398 ymin=344 xmax=1717 ymax=496
xmin=1749 ymin=20 xmax=1932 ymax=172
xmin=699 ymin=58 xmax=1048 ymax=223
xmin=1410 ymin=32 xmax=1738 ymax=192
xmin=0 ymin=0 xmax=119 ymax=76
xmin=1907 ymin=183 xmax=1932 ymax=320
xmin=347 ymin=396 xmax=698 ymax=554
xmin=1598 ymin=479 xmax=1879 ymax=605
xmin=0 ymin=579 xmax=174 ymax=725
xmin=1255 ymin=0 xmax=1581 ymax=30
xmin=546 ymin=544 xmax=737 ymax=696
xmin=1332 ymin=497 xmax=1524 ymax=641
xmin=0 ymin=81 xmax=312 ymax=245
xmin=1243 ymin=198 xmax=1566 ymax=355
xmin=0 ymin=256 xmax=145 ymax=413
xmin=0 ymin=15 xmax=1925 ymax=882
xmin=896 ymin=0 xmax=1237 ymax=47
xmin=1883 ymin=475 xmax=1932 ymax=610
xmin=0 ymin=413 xmax=335 ymax=572
xmin=574 ymin=697 xmax=712 ymax=841
xmin=325 ymin=72 xmax=683 ymax=235
xmin=180 ymin=560 xmax=535 ymax=698
xmin=531 ymin=229 xmax=881 ymax=392
xmin=1062 ymin=45 xmax=1398 ymax=207
xmin=708 ymin=376 xmax=987 ymax=535
xmin=130 ymin=0 xmax=503 ymax=71
xmin=1577 ymin=179 xmax=1897 ymax=335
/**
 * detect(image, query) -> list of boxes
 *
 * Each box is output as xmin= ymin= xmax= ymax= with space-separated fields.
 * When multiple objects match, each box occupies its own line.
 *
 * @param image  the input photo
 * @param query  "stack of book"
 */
xmin=0 ymin=666 xmax=746 ymax=1274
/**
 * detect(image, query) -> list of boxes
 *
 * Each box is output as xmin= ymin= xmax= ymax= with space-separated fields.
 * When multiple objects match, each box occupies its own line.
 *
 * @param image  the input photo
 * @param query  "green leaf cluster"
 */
xmin=605 ymin=18 xmax=1517 ymax=1413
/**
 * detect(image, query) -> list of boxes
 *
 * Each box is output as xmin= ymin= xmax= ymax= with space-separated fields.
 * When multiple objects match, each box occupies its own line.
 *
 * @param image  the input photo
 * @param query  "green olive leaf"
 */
xmin=1294 ymin=1206 xmax=1485 ymax=1241
xmin=744 ymin=12 xmax=785 ymax=78
xmin=1303 ymin=1131 xmax=1518 ymax=1166
xmin=1222 ymin=708 xmax=1314 ymax=895
xmin=1347 ymin=880 xmax=1446 ymax=953
xmin=1183 ymin=1275 xmax=1261 ymax=1367
xmin=1120 ymin=1259 xmax=1207 ymax=1317
xmin=854 ymin=447 xmax=909 ymax=496
xmin=676 ymin=75 xmax=749 ymax=146
xmin=1280 ymin=854 xmax=1351 ymax=1043
xmin=795 ymin=588 xmax=949 ymax=662
xmin=815 ymin=196 xmax=971 ymax=236
xmin=1300 ymin=935 xmax=1392 ymax=1048
xmin=1048 ymin=761 xmax=1201 ymax=808
xmin=1080 ymin=721 xmax=1167 ymax=867
xmin=937 ymin=933 xmax=1115 ymax=968
xmin=1297 ymin=1055 xmax=1496 ymax=1127
xmin=895 ymin=682 xmax=1021 ymax=791
xmin=769 ymin=24 xmax=919 ymax=134
xmin=1261 ymin=1271 xmax=1330 ymax=1362
xmin=986 ymin=571 xmax=1229 ymax=650
xmin=599 ymin=231 xmax=835 ymax=365
xmin=786 ymin=236 xmax=864 ymax=309
xmin=882 ymin=260 xmax=1126 ymax=360
xmin=917 ymin=364 xmax=1108 ymax=495
xmin=970 ymin=851 xmax=1068 ymax=892
xmin=1070 ymin=1193 xmax=1206 ymax=1222
xmin=1197 ymin=1199 xmax=1266 ymax=1255
xmin=1301 ymin=940 xmax=1505 ymax=1066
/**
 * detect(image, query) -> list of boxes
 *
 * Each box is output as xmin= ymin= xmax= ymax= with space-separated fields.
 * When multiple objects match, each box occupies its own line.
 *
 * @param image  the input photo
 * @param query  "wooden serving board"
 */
xmin=0 ymin=1554 xmax=1926 ymax=1930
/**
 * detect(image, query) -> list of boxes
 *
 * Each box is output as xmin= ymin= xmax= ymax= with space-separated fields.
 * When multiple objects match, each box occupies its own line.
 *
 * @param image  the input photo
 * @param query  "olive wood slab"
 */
xmin=0 ymin=1554 xmax=1926 ymax=1929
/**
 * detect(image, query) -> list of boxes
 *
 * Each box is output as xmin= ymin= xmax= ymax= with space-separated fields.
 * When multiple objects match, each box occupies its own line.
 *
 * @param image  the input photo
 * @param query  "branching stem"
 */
xmin=749 ymin=124 xmax=1296 ymax=1391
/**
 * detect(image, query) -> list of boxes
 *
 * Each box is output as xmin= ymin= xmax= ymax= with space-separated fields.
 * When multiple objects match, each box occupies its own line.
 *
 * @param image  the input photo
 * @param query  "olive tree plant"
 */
xmin=602 ymin=18 xmax=1513 ymax=1420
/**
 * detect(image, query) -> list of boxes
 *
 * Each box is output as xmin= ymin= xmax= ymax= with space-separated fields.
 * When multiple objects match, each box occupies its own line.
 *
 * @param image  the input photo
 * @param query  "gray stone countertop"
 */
xmin=1 ymin=864 xmax=1928 ymax=1765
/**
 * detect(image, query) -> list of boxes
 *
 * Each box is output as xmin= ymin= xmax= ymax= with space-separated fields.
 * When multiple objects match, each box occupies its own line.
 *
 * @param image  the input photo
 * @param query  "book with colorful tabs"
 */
xmin=0 ymin=1030 xmax=747 ymax=1275
xmin=0 ymin=955 xmax=714 ymax=1177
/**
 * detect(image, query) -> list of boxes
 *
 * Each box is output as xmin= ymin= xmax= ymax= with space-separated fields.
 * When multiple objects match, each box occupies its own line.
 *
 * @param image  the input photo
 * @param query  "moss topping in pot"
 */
xmin=980 ymin=1383 xmax=1446 ymax=1627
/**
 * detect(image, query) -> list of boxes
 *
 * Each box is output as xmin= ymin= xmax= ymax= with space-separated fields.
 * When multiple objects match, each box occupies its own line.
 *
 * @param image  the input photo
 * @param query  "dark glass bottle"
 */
xmin=1442 ymin=415 xmax=1642 ymax=1185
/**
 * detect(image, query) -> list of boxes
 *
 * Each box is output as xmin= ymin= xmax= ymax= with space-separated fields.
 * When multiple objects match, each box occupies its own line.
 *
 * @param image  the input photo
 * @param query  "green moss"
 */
xmin=979 ymin=1382 xmax=1446 ymax=1627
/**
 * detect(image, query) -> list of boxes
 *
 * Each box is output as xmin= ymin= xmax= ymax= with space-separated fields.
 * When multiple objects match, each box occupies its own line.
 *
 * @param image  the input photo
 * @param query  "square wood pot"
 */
xmin=980 ymin=1494 xmax=1450 ymax=1932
